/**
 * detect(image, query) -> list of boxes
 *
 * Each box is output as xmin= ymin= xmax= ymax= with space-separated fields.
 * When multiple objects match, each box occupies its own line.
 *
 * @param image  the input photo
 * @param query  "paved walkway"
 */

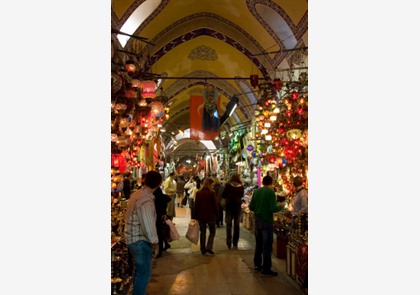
xmin=147 ymin=207 xmax=307 ymax=295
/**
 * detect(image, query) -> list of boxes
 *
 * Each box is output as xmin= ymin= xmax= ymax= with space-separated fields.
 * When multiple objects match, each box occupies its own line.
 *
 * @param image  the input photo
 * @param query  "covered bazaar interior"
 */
xmin=111 ymin=1 xmax=308 ymax=294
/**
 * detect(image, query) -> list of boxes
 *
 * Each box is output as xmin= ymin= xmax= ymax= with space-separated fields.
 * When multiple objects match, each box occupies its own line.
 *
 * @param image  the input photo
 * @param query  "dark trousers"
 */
xmin=253 ymin=215 xmax=274 ymax=271
xmin=188 ymin=198 xmax=195 ymax=217
xmin=225 ymin=209 xmax=241 ymax=247
xmin=216 ymin=205 xmax=224 ymax=226
xmin=156 ymin=221 xmax=170 ymax=255
xmin=198 ymin=221 xmax=216 ymax=254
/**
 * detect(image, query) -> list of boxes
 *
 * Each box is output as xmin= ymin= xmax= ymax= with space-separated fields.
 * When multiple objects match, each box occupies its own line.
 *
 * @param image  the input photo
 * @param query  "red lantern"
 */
xmin=273 ymin=78 xmax=283 ymax=90
xmin=250 ymin=74 xmax=259 ymax=88
xmin=140 ymin=80 xmax=157 ymax=99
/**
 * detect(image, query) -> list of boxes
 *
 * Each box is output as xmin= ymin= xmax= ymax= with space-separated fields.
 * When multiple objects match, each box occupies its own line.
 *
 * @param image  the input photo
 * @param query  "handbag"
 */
xmin=162 ymin=221 xmax=172 ymax=242
xmin=185 ymin=219 xmax=199 ymax=245
xmin=165 ymin=219 xmax=180 ymax=241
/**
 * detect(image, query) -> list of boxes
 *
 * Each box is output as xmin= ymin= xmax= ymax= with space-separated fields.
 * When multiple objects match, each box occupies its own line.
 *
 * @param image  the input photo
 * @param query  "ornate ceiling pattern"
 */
xmin=111 ymin=0 xmax=308 ymax=160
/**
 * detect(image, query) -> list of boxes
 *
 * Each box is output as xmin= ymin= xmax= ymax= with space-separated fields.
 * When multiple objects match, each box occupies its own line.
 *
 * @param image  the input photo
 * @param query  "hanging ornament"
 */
xmin=273 ymin=78 xmax=283 ymax=90
xmin=250 ymin=74 xmax=259 ymax=88
xmin=140 ymin=80 xmax=157 ymax=99
xmin=286 ymin=129 xmax=302 ymax=140
xmin=125 ymin=60 xmax=136 ymax=74
xmin=149 ymin=101 xmax=165 ymax=118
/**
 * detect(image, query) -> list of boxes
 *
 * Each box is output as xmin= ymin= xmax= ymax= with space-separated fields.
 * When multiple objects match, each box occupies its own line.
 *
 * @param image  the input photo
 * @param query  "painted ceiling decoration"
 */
xmin=111 ymin=0 xmax=308 ymax=159
xmin=188 ymin=45 xmax=218 ymax=61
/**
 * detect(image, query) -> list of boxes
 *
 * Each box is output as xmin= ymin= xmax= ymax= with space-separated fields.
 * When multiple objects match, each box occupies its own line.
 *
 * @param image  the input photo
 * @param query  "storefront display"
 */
xmin=286 ymin=214 xmax=308 ymax=288
xmin=111 ymin=199 xmax=132 ymax=295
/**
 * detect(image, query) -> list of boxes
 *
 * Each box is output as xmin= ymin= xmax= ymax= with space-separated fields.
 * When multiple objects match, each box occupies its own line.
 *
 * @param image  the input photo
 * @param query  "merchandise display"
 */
xmin=111 ymin=198 xmax=132 ymax=295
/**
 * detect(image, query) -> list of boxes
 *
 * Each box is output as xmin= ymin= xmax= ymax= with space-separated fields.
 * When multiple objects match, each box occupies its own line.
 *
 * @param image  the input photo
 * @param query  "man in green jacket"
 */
xmin=249 ymin=175 xmax=285 ymax=276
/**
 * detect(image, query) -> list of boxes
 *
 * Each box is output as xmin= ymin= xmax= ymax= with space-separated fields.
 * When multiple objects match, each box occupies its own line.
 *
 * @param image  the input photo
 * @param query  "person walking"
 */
xmin=175 ymin=175 xmax=185 ymax=208
xmin=163 ymin=171 xmax=177 ymax=219
xmin=212 ymin=177 xmax=225 ymax=227
xmin=221 ymin=173 xmax=244 ymax=250
xmin=124 ymin=170 xmax=162 ymax=295
xmin=184 ymin=175 xmax=201 ymax=218
xmin=248 ymin=175 xmax=285 ymax=276
xmin=153 ymin=186 xmax=172 ymax=258
xmin=193 ymin=177 xmax=219 ymax=256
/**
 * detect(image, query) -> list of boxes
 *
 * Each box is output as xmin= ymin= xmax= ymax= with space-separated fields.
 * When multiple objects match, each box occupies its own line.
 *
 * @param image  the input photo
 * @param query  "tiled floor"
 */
xmin=147 ymin=206 xmax=307 ymax=295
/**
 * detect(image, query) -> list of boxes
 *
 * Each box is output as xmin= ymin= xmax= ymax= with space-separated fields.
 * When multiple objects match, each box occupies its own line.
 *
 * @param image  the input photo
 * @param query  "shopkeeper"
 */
xmin=291 ymin=176 xmax=308 ymax=230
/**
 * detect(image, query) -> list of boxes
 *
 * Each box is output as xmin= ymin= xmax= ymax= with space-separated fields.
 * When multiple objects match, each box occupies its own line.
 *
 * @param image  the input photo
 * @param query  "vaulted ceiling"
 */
xmin=111 ymin=0 xmax=308 ymax=160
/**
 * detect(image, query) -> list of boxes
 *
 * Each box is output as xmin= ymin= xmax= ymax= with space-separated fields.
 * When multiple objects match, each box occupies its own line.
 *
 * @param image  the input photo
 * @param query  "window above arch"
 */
xmin=255 ymin=4 xmax=297 ymax=50
xmin=117 ymin=0 xmax=162 ymax=48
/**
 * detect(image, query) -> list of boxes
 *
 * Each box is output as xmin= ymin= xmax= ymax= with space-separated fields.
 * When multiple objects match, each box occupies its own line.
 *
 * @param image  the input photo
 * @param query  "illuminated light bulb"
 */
xmin=265 ymin=135 xmax=272 ymax=141
xmin=138 ymin=99 xmax=148 ymax=107
xmin=273 ymin=107 xmax=280 ymax=113
xmin=291 ymin=92 xmax=299 ymax=100
xmin=264 ymin=122 xmax=271 ymax=128
xmin=269 ymin=115 xmax=277 ymax=121
xmin=261 ymin=129 xmax=268 ymax=135
xmin=299 ymin=98 xmax=305 ymax=104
